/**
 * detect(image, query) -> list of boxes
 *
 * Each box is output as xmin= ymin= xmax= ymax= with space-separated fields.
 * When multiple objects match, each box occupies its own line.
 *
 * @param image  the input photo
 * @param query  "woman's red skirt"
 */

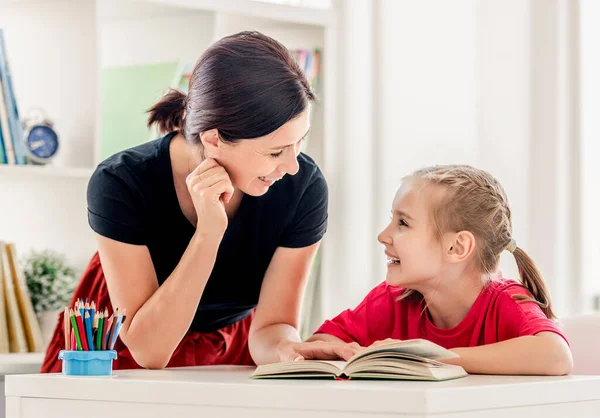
xmin=40 ymin=252 xmax=254 ymax=373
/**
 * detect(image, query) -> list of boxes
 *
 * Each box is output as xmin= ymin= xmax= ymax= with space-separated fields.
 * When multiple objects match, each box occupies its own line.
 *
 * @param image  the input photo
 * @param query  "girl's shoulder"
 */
xmin=485 ymin=278 xmax=534 ymax=300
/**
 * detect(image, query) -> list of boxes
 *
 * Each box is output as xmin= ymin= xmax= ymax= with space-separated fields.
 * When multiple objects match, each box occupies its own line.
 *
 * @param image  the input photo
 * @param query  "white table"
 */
xmin=5 ymin=366 xmax=600 ymax=418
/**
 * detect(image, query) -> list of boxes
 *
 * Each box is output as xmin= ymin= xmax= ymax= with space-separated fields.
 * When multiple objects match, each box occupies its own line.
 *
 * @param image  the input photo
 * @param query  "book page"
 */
xmin=348 ymin=339 xmax=459 ymax=365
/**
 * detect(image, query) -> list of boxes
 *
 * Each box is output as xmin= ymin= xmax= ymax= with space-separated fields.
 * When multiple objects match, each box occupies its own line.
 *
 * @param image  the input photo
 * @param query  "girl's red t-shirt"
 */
xmin=314 ymin=279 xmax=567 ymax=348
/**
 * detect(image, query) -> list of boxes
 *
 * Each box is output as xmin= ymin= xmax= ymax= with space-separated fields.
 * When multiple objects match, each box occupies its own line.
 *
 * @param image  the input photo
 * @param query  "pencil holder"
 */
xmin=58 ymin=350 xmax=117 ymax=376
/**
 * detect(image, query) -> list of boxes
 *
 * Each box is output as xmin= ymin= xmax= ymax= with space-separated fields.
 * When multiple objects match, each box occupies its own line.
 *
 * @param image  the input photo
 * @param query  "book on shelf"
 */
xmin=251 ymin=339 xmax=468 ymax=381
xmin=0 ymin=243 xmax=8 ymax=353
xmin=0 ymin=242 xmax=28 ymax=353
xmin=0 ymin=29 xmax=26 ymax=165
xmin=5 ymin=243 xmax=44 ymax=352
xmin=0 ymin=241 xmax=45 ymax=353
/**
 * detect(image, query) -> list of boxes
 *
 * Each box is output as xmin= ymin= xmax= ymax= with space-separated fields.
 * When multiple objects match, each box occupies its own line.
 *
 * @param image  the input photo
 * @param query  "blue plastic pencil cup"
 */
xmin=58 ymin=350 xmax=117 ymax=376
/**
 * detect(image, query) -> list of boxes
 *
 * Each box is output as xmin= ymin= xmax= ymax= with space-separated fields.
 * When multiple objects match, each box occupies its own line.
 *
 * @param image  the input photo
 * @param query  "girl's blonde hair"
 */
xmin=402 ymin=165 xmax=555 ymax=319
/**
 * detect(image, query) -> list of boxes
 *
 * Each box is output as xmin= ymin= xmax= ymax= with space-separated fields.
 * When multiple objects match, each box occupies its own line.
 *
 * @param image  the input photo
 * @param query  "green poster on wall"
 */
xmin=100 ymin=61 xmax=183 ymax=161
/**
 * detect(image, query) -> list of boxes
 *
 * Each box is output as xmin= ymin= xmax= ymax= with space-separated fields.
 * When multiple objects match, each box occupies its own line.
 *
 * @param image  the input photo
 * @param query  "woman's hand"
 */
xmin=276 ymin=340 xmax=362 ymax=362
xmin=186 ymin=158 xmax=234 ymax=238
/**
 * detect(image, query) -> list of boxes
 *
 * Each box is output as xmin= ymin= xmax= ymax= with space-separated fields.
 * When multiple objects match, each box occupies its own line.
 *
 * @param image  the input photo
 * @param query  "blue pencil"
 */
xmin=84 ymin=311 xmax=94 ymax=351
xmin=89 ymin=301 xmax=95 ymax=330
xmin=109 ymin=309 xmax=126 ymax=350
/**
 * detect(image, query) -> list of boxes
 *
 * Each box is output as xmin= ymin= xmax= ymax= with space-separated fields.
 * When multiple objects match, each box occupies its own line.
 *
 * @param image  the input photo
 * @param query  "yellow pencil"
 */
xmin=64 ymin=307 xmax=70 ymax=350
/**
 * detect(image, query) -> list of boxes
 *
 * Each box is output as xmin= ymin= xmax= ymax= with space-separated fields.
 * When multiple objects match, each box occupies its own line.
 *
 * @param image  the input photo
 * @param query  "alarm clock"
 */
xmin=22 ymin=108 xmax=59 ymax=164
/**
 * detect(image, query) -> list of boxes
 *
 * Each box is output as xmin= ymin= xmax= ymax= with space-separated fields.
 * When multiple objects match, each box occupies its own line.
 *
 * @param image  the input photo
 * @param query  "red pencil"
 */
xmin=75 ymin=312 xmax=89 ymax=350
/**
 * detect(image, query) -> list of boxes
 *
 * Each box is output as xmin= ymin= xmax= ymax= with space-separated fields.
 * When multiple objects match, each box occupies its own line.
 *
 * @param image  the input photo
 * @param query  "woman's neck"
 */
xmin=417 ymin=271 xmax=484 ymax=329
xmin=170 ymin=133 xmax=243 ymax=224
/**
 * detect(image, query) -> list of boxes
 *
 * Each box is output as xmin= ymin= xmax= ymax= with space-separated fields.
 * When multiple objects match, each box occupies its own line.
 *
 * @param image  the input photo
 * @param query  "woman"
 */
xmin=41 ymin=31 xmax=356 ymax=371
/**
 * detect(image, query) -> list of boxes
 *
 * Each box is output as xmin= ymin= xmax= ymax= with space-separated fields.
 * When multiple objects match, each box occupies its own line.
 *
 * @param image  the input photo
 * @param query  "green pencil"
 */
xmin=96 ymin=314 xmax=104 ymax=351
xmin=69 ymin=309 xmax=83 ymax=350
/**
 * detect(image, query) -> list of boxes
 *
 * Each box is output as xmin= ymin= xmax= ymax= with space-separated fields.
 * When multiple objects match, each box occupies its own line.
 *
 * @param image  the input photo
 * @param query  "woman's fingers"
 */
xmin=207 ymin=179 xmax=235 ymax=204
xmin=188 ymin=157 xmax=220 ymax=178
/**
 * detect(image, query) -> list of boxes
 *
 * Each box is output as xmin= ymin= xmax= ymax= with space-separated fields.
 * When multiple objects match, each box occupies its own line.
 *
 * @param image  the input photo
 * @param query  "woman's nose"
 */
xmin=281 ymin=149 xmax=300 ymax=175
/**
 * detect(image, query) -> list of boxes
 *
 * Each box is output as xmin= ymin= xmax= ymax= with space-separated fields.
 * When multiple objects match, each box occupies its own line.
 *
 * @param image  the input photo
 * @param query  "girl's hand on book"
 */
xmin=187 ymin=158 xmax=234 ymax=238
xmin=370 ymin=338 xmax=402 ymax=348
xmin=277 ymin=340 xmax=359 ymax=362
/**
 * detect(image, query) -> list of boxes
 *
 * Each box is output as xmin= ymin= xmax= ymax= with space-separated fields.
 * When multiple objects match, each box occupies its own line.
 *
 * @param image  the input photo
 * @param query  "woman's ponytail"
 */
xmin=511 ymin=246 xmax=556 ymax=320
xmin=147 ymin=88 xmax=186 ymax=135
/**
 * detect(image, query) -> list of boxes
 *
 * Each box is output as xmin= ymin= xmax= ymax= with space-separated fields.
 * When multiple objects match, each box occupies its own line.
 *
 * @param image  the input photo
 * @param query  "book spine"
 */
xmin=0 ymin=30 xmax=26 ymax=165
xmin=6 ymin=244 xmax=45 ymax=352
xmin=0 ymin=107 xmax=6 ymax=164
xmin=0 ymin=78 xmax=15 ymax=164
xmin=0 ymin=242 xmax=27 ymax=352
xmin=0 ymin=242 xmax=10 ymax=353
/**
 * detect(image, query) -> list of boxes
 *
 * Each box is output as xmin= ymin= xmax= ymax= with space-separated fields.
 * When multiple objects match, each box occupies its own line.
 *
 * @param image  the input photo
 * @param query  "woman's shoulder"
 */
xmin=296 ymin=152 xmax=325 ymax=183
xmin=94 ymin=134 xmax=173 ymax=180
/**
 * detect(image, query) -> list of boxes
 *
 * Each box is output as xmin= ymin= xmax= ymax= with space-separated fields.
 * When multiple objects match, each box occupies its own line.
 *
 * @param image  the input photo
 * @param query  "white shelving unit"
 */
xmin=0 ymin=165 xmax=94 ymax=180
xmin=138 ymin=0 xmax=335 ymax=26
xmin=0 ymin=353 xmax=44 ymax=376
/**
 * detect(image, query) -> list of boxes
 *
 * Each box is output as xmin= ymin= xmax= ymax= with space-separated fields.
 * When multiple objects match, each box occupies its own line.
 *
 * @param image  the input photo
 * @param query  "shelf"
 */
xmin=134 ymin=0 xmax=335 ymax=27
xmin=0 ymin=164 xmax=94 ymax=180
xmin=0 ymin=352 xmax=45 ymax=375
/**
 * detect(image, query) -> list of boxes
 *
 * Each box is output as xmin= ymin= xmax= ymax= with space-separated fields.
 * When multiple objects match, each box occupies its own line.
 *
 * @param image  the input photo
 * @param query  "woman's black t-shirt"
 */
xmin=87 ymin=132 xmax=328 ymax=333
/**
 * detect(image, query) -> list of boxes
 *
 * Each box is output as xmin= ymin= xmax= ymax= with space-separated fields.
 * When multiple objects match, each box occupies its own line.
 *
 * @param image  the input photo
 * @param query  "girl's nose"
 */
xmin=378 ymin=227 xmax=392 ymax=245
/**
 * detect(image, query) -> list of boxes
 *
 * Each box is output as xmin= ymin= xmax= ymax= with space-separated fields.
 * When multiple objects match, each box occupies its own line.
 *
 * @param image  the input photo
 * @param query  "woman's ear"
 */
xmin=444 ymin=231 xmax=476 ymax=263
xmin=199 ymin=129 xmax=220 ymax=158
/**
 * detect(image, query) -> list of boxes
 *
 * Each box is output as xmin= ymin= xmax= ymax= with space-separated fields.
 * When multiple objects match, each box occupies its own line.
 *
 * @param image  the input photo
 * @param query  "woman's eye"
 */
xmin=270 ymin=151 xmax=283 ymax=158
xmin=398 ymin=219 xmax=408 ymax=227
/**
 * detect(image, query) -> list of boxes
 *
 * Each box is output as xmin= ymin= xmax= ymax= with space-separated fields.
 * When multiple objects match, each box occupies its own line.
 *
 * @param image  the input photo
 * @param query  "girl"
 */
xmin=309 ymin=165 xmax=572 ymax=375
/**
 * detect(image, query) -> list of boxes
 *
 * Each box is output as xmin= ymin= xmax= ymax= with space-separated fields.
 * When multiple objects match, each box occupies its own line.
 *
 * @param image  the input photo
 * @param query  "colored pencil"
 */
xmin=96 ymin=312 xmax=104 ymax=351
xmin=90 ymin=301 xmax=96 ymax=326
xmin=69 ymin=309 xmax=82 ymax=351
xmin=109 ymin=309 xmax=126 ymax=350
xmin=70 ymin=327 xmax=76 ymax=351
xmin=76 ymin=311 xmax=88 ymax=351
xmin=64 ymin=307 xmax=70 ymax=350
xmin=84 ymin=311 xmax=94 ymax=351
xmin=103 ymin=314 xmax=113 ymax=351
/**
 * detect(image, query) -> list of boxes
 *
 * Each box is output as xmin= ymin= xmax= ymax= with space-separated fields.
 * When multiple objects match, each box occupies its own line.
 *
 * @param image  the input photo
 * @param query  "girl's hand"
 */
xmin=277 ymin=340 xmax=361 ymax=362
xmin=186 ymin=158 xmax=234 ymax=239
xmin=369 ymin=338 xmax=402 ymax=348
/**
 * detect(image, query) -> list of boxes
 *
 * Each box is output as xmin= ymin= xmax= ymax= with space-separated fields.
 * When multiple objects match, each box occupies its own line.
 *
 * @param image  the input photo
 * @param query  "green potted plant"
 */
xmin=22 ymin=250 xmax=78 ymax=346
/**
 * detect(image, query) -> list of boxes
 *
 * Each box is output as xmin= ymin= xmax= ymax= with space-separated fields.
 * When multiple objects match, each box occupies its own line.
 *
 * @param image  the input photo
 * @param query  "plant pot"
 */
xmin=37 ymin=309 xmax=62 ymax=349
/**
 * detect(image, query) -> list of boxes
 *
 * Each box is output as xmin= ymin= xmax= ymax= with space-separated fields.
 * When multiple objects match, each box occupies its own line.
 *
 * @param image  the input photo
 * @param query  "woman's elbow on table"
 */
xmin=121 ymin=333 xmax=171 ymax=370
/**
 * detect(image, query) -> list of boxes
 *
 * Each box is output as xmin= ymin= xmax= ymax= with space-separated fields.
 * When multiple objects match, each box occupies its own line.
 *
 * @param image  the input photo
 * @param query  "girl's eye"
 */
xmin=398 ymin=219 xmax=408 ymax=227
xmin=270 ymin=151 xmax=284 ymax=158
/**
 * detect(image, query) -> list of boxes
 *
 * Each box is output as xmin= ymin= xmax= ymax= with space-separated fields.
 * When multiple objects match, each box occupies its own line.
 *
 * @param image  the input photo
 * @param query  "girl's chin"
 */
xmin=385 ymin=273 xmax=405 ymax=287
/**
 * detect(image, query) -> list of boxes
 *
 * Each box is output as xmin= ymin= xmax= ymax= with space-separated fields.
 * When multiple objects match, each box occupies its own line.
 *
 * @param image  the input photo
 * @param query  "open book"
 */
xmin=251 ymin=339 xmax=468 ymax=381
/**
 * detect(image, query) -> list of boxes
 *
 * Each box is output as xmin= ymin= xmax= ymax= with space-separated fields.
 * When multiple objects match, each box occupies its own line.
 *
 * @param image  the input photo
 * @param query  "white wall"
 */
xmin=476 ymin=0 xmax=530 ymax=287
xmin=375 ymin=0 xmax=478 ymax=286
xmin=580 ymin=0 xmax=600 ymax=309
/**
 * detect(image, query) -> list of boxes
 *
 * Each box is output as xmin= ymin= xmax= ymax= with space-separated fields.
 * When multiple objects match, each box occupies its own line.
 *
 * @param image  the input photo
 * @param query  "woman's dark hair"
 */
xmin=147 ymin=31 xmax=315 ymax=144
